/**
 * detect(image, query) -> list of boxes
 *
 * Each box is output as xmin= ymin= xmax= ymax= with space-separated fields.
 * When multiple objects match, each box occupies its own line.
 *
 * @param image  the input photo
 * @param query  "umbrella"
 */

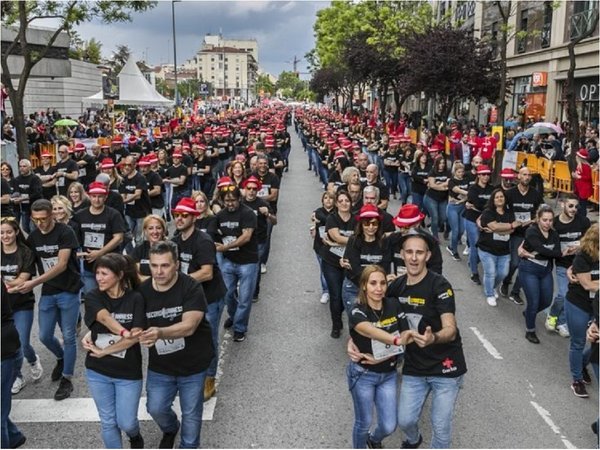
xmin=53 ymin=119 xmax=79 ymax=127
xmin=523 ymin=125 xmax=557 ymax=137
xmin=507 ymin=131 xmax=526 ymax=152
xmin=532 ymin=122 xmax=563 ymax=134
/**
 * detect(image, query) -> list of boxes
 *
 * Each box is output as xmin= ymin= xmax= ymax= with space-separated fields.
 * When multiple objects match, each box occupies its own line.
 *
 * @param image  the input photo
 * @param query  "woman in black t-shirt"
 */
xmin=410 ymin=150 xmax=430 ymax=213
xmin=565 ymin=224 xmax=599 ymax=398
xmin=81 ymin=254 xmax=145 ymax=449
xmin=192 ymin=191 xmax=218 ymax=241
xmin=311 ymin=191 xmax=335 ymax=305
xmin=347 ymin=265 xmax=412 ymax=449
xmin=398 ymin=146 xmax=414 ymax=205
xmin=423 ymin=156 xmax=450 ymax=240
xmin=67 ymin=182 xmax=90 ymax=215
xmin=130 ymin=214 xmax=166 ymax=281
xmin=382 ymin=143 xmax=401 ymax=199
xmin=476 ymin=188 xmax=518 ymax=307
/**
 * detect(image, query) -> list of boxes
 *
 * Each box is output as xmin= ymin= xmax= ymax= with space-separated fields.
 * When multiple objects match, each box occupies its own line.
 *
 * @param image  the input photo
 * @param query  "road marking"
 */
xmin=469 ymin=327 xmax=503 ymax=359
xmin=530 ymin=401 xmax=576 ymax=449
xmin=12 ymin=396 xmax=216 ymax=423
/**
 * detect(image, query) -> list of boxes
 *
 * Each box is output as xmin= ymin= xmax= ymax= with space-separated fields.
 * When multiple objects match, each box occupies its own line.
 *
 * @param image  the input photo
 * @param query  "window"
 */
xmin=570 ymin=0 xmax=598 ymax=40
xmin=542 ymin=2 xmax=552 ymax=48
xmin=517 ymin=9 xmax=528 ymax=53
xmin=490 ymin=21 xmax=498 ymax=58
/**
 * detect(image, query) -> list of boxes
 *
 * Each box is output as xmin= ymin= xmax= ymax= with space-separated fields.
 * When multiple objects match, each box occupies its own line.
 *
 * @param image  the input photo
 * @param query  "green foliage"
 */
xmin=256 ymin=74 xmax=275 ymax=96
xmin=106 ymin=43 xmax=131 ymax=74
xmin=155 ymin=77 xmax=173 ymax=98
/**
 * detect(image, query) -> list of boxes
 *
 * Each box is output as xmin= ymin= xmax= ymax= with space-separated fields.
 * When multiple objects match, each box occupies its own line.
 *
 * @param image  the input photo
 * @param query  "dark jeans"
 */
xmin=398 ymin=173 xmax=411 ymax=204
xmin=564 ymin=300 xmax=593 ymax=382
xmin=383 ymin=170 xmax=399 ymax=196
xmin=518 ymin=259 xmax=553 ymax=331
xmin=503 ymin=235 xmax=524 ymax=295
xmin=1 ymin=354 xmax=24 ymax=449
xmin=322 ymin=261 xmax=345 ymax=331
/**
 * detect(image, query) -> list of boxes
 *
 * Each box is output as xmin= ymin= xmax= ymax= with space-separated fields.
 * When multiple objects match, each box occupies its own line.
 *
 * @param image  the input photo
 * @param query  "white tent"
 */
xmin=82 ymin=57 xmax=174 ymax=107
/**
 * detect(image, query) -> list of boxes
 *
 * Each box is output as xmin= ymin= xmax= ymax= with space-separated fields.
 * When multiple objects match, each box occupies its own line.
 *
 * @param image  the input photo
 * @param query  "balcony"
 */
xmin=541 ymin=22 xmax=551 ymax=48
xmin=570 ymin=8 xmax=599 ymax=40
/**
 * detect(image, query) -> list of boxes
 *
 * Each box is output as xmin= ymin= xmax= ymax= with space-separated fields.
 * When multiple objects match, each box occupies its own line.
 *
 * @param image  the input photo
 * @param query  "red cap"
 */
xmin=100 ymin=158 xmax=115 ymax=169
xmin=87 ymin=182 xmax=108 ymax=195
xmin=172 ymin=197 xmax=200 ymax=215
xmin=128 ymin=136 xmax=137 ymax=145
xmin=147 ymin=153 xmax=159 ymax=164
xmin=241 ymin=175 xmax=262 ymax=191
xmin=477 ymin=165 xmax=492 ymax=175
xmin=137 ymin=156 xmax=151 ymax=167
xmin=500 ymin=168 xmax=516 ymax=179
xmin=576 ymin=148 xmax=589 ymax=159
xmin=357 ymin=204 xmax=382 ymax=221
xmin=392 ymin=204 xmax=426 ymax=228
xmin=172 ymin=150 xmax=183 ymax=158
xmin=111 ymin=136 xmax=123 ymax=145
xmin=40 ymin=151 xmax=52 ymax=158
xmin=217 ymin=176 xmax=235 ymax=188
xmin=74 ymin=142 xmax=86 ymax=152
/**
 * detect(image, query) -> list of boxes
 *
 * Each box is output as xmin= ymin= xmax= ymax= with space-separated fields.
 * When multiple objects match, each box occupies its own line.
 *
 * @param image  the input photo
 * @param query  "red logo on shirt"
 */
xmin=442 ymin=358 xmax=454 ymax=369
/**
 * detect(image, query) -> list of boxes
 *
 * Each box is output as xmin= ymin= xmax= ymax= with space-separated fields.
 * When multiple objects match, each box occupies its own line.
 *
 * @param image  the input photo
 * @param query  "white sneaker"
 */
xmin=486 ymin=296 xmax=497 ymax=307
xmin=462 ymin=246 xmax=470 ymax=256
xmin=494 ymin=289 xmax=499 ymax=299
xmin=319 ymin=293 xmax=329 ymax=304
xmin=556 ymin=324 xmax=570 ymax=338
xmin=30 ymin=355 xmax=43 ymax=381
xmin=11 ymin=376 xmax=25 ymax=394
xmin=260 ymin=264 xmax=267 ymax=274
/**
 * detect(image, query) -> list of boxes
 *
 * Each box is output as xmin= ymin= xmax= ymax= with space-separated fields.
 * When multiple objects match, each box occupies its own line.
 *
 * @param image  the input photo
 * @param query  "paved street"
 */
xmin=10 ymin=128 xmax=598 ymax=449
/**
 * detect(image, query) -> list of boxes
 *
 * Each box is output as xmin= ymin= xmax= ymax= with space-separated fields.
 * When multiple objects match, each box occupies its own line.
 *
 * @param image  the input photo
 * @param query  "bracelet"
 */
xmin=119 ymin=329 xmax=127 ymax=337
xmin=393 ymin=336 xmax=401 ymax=346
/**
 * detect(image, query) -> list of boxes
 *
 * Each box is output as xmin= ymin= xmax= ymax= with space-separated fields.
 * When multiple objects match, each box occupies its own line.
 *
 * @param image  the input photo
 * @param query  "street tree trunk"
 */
xmin=495 ymin=0 xmax=512 ymax=129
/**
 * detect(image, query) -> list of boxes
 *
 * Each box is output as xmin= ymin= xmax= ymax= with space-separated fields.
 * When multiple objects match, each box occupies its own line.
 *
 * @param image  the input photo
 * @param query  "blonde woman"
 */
xmin=191 ymin=190 xmax=218 ymax=240
xmin=67 ymin=182 xmax=90 ymax=215
xmin=50 ymin=195 xmax=78 ymax=232
xmin=129 ymin=214 xmax=166 ymax=281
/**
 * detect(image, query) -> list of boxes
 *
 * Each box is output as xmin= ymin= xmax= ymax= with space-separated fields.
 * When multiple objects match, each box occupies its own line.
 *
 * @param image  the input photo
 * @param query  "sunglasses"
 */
xmin=31 ymin=216 xmax=51 ymax=223
xmin=245 ymin=186 xmax=258 ymax=191
xmin=219 ymin=185 xmax=236 ymax=192
xmin=0 ymin=216 xmax=17 ymax=223
xmin=121 ymin=163 xmax=133 ymax=167
xmin=173 ymin=212 xmax=192 ymax=219
xmin=363 ymin=220 xmax=379 ymax=227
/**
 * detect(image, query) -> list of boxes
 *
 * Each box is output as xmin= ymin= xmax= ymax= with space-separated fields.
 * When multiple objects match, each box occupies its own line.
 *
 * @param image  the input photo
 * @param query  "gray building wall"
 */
xmin=5 ymin=59 xmax=102 ymax=118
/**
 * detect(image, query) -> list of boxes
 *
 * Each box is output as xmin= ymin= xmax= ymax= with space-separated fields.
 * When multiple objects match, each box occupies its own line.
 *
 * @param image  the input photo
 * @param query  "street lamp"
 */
xmin=172 ymin=0 xmax=181 ymax=106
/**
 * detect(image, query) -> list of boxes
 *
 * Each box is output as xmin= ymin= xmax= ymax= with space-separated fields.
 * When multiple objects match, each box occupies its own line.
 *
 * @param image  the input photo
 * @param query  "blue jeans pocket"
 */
xmin=347 ymin=362 xmax=368 ymax=391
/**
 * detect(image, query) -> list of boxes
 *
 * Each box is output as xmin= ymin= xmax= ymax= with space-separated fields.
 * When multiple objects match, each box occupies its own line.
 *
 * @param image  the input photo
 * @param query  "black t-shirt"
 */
xmin=130 ymin=240 xmax=152 ymax=276
xmin=387 ymin=271 xmax=467 ymax=378
xmin=195 ymin=215 xmax=219 ymax=241
xmin=382 ymin=151 xmax=400 ymax=173
xmin=73 ymin=206 xmax=126 ymax=272
xmin=567 ymin=251 xmax=598 ymax=314
xmin=215 ymin=138 xmax=231 ymax=160
xmin=172 ymin=229 xmax=226 ymax=303
xmin=320 ymin=212 xmax=356 ymax=267
xmin=343 ymin=236 xmax=391 ymax=285
xmin=54 ymin=159 xmax=79 ymax=196
xmin=13 ymin=173 xmax=42 ymax=211
xmin=349 ymin=297 xmax=409 ymax=373
xmin=464 ymin=183 xmax=494 ymax=222
xmin=522 ymin=225 xmax=562 ymax=269
xmin=411 ymin=163 xmax=431 ymax=195
xmin=139 ymin=274 xmax=214 ymax=376
xmin=477 ymin=208 xmax=515 ymax=256
xmin=216 ymin=205 xmax=258 ymax=264
xmin=254 ymin=171 xmax=281 ymax=214
xmin=504 ymin=186 xmax=543 ymax=237
xmin=448 ymin=177 xmax=469 ymax=202
xmin=27 ymin=222 xmax=83 ymax=295
xmin=144 ymin=170 xmax=165 ymax=209
xmin=84 ymin=289 xmax=145 ymax=380
xmin=1 ymin=178 xmax=15 ymax=217
xmin=75 ymin=153 xmax=97 ymax=186
xmin=119 ymin=172 xmax=150 ymax=219
xmin=554 ymin=215 xmax=591 ymax=268
xmin=167 ymin=164 xmax=188 ymax=194
xmin=1 ymin=247 xmax=36 ymax=311
xmin=242 ymin=197 xmax=272 ymax=243
xmin=313 ymin=207 xmax=333 ymax=253
xmin=34 ymin=165 xmax=57 ymax=200
xmin=193 ymin=155 xmax=213 ymax=180
xmin=425 ymin=169 xmax=450 ymax=203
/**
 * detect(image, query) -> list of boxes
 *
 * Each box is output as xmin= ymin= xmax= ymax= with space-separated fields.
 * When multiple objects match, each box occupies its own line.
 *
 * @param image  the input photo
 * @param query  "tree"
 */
xmin=256 ymin=74 xmax=275 ymax=97
xmin=155 ymin=77 xmax=173 ymax=99
xmin=106 ymin=43 xmax=131 ymax=75
xmin=1 ymin=0 xmax=157 ymax=158
xmin=177 ymin=78 xmax=201 ymax=100
xmin=69 ymin=34 xmax=103 ymax=64
xmin=309 ymin=66 xmax=345 ymax=109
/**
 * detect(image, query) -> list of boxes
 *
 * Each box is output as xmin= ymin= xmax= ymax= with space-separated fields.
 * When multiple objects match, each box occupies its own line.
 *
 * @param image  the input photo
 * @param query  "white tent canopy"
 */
xmin=82 ymin=57 xmax=174 ymax=107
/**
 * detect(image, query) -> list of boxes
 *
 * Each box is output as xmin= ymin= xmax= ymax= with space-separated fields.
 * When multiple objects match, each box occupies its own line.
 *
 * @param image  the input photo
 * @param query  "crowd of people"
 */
xmin=0 ymin=101 xmax=598 ymax=449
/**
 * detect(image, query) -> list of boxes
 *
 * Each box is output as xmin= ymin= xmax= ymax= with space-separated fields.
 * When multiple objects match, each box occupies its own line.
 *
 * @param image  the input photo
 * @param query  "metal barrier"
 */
xmin=550 ymin=161 xmax=573 ymax=194
xmin=592 ymin=169 xmax=599 ymax=205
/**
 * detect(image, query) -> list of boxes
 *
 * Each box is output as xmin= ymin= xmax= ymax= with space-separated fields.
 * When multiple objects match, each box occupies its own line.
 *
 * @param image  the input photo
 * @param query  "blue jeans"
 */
xmin=477 ymin=250 xmax=510 ymax=298
xmin=347 ymin=363 xmax=398 ymax=448
xmin=383 ymin=170 xmax=399 ymax=196
xmin=549 ymin=266 xmax=568 ymax=326
xmin=205 ymin=298 xmax=225 ymax=378
xmin=411 ymin=192 xmax=425 ymax=214
xmin=564 ymin=301 xmax=593 ymax=382
xmin=397 ymin=375 xmax=464 ymax=449
xmin=423 ymin=196 xmax=447 ymax=239
xmin=38 ymin=291 xmax=80 ymax=377
xmin=125 ymin=216 xmax=145 ymax=249
xmin=81 ymin=269 xmax=98 ymax=296
xmin=398 ymin=173 xmax=411 ymax=204
xmin=464 ymin=220 xmax=480 ymax=275
xmin=86 ymin=369 xmax=142 ymax=448
xmin=1 ymin=356 xmax=24 ymax=449
xmin=503 ymin=235 xmax=524 ymax=295
xmin=315 ymin=253 xmax=328 ymax=295
xmin=221 ymin=258 xmax=259 ymax=334
xmin=446 ymin=204 xmax=465 ymax=253
xmin=518 ymin=259 xmax=554 ymax=331
xmin=146 ymin=369 xmax=207 ymax=449
xmin=12 ymin=309 xmax=37 ymax=379
xmin=20 ymin=209 xmax=32 ymax=234
xmin=342 ymin=277 xmax=359 ymax=321
xmin=322 ymin=261 xmax=345 ymax=330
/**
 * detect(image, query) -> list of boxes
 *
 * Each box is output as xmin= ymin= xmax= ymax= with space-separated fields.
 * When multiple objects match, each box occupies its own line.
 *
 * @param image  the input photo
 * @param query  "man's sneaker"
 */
xmin=11 ymin=376 xmax=25 ymax=395
xmin=233 ymin=332 xmax=246 ymax=342
xmin=592 ymin=420 xmax=598 ymax=435
xmin=545 ymin=315 xmax=558 ymax=331
xmin=129 ymin=434 xmax=144 ymax=449
xmin=320 ymin=293 xmax=329 ymax=304
xmin=499 ymin=283 xmax=509 ymax=297
xmin=260 ymin=264 xmax=267 ymax=274
xmin=223 ymin=318 xmax=233 ymax=329
xmin=401 ymin=434 xmax=423 ymax=449
xmin=556 ymin=324 xmax=570 ymax=337
xmin=159 ymin=422 xmax=180 ymax=448
xmin=445 ymin=246 xmax=454 ymax=256
xmin=462 ymin=246 xmax=470 ymax=256
xmin=12 ymin=435 xmax=26 ymax=449
xmin=30 ymin=355 xmax=43 ymax=381
xmin=571 ymin=380 xmax=589 ymax=398
xmin=509 ymin=293 xmax=524 ymax=305
xmin=582 ymin=366 xmax=592 ymax=385
xmin=366 ymin=435 xmax=383 ymax=449
xmin=486 ymin=296 xmax=497 ymax=307
xmin=525 ymin=331 xmax=540 ymax=344
xmin=252 ymin=296 xmax=259 ymax=303
xmin=54 ymin=377 xmax=73 ymax=401
xmin=470 ymin=273 xmax=481 ymax=285
xmin=493 ymin=289 xmax=499 ymax=299
xmin=51 ymin=359 xmax=64 ymax=382
xmin=451 ymin=252 xmax=461 ymax=261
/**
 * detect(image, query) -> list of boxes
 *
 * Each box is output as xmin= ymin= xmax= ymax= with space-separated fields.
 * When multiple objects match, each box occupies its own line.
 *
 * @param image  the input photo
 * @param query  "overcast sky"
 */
xmin=69 ymin=0 xmax=328 ymax=79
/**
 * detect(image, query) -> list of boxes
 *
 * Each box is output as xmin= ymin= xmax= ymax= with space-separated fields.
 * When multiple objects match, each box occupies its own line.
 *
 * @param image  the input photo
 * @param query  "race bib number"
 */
xmin=493 ymin=233 xmax=510 ymax=242
xmin=84 ymin=232 xmax=105 ymax=249
xmin=206 ymin=150 xmax=212 ymax=157
xmin=20 ymin=193 xmax=30 ymax=204
xmin=41 ymin=257 xmax=58 ymax=273
xmin=372 ymin=331 xmax=404 ymax=360
xmin=78 ymin=168 xmax=87 ymax=177
xmin=95 ymin=333 xmax=126 ymax=359
xmin=329 ymin=245 xmax=346 ymax=257
xmin=560 ymin=240 xmax=580 ymax=252
xmin=155 ymin=338 xmax=185 ymax=355
xmin=181 ymin=261 xmax=190 ymax=274
xmin=527 ymin=257 xmax=548 ymax=267
xmin=218 ymin=147 xmax=226 ymax=154
xmin=257 ymin=186 xmax=269 ymax=198
xmin=222 ymin=235 xmax=239 ymax=251
xmin=57 ymin=176 xmax=65 ymax=187
xmin=318 ymin=226 xmax=326 ymax=239
xmin=515 ymin=212 xmax=531 ymax=222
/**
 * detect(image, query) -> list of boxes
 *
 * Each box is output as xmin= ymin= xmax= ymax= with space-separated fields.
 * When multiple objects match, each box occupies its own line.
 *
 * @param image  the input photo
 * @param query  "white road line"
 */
xmin=469 ymin=327 xmax=503 ymax=360
xmin=11 ymin=396 xmax=217 ymax=423
xmin=530 ymin=401 xmax=576 ymax=449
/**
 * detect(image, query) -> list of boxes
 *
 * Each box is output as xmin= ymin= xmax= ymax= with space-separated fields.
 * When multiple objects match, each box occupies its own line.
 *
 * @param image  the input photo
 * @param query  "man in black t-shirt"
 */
xmin=73 ymin=142 xmax=97 ymax=188
xmin=138 ymin=155 xmax=165 ymax=218
xmin=253 ymin=154 xmax=280 ymax=274
xmin=138 ymin=241 xmax=213 ymax=449
xmin=163 ymin=149 xmax=189 ymax=213
xmin=119 ymin=156 xmax=151 ymax=250
xmin=52 ymin=144 xmax=79 ymax=196
xmin=19 ymin=199 xmax=83 ymax=401
xmin=215 ymin=186 xmax=258 ymax=343
xmin=365 ymin=164 xmax=389 ymax=210
xmin=13 ymin=159 xmax=42 ymax=233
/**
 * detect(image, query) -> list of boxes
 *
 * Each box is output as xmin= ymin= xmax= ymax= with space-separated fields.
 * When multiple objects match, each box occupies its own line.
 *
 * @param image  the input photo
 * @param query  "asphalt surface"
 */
xmin=11 ymin=126 xmax=599 ymax=449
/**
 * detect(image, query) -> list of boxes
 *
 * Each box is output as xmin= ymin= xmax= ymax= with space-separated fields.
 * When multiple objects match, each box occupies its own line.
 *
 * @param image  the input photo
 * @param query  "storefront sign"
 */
xmin=532 ymin=72 xmax=547 ymax=87
xmin=574 ymin=77 xmax=600 ymax=101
